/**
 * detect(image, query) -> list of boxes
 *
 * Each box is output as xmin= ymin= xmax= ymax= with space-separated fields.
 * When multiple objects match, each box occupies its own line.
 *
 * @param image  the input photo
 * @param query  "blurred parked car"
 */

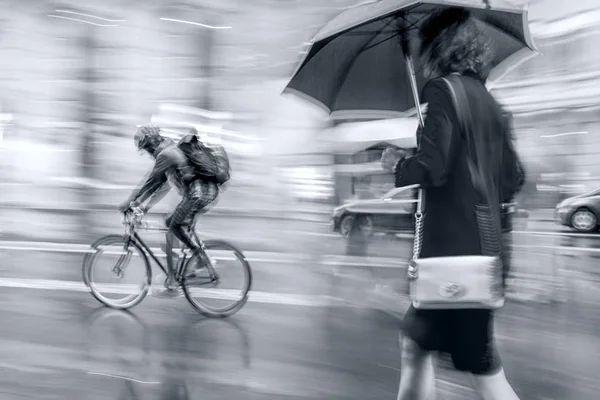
xmin=332 ymin=185 xmax=417 ymax=238
xmin=332 ymin=185 xmax=529 ymax=238
xmin=555 ymin=188 xmax=600 ymax=232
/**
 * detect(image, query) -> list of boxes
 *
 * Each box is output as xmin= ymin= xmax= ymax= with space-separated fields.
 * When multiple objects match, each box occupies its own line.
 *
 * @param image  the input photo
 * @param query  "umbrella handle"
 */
xmin=405 ymin=55 xmax=425 ymax=128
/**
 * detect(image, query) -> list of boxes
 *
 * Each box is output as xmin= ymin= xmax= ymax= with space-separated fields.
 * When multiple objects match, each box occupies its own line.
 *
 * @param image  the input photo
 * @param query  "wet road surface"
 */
xmin=1 ymin=217 xmax=600 ymax=399
xmin=0 ymin=285 xmax=599 ymax=400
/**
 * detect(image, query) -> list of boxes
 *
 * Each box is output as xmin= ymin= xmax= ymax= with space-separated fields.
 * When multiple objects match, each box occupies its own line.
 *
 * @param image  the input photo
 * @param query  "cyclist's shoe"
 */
xmin=187 ymin=253 xmax=216 ymax=278
xmin=153 ymin=287 xmax=183 ymax=298
xmin=164 ymin=276 xmax=179 ymax=290
xmin=152 ymin=277 xmax=182 ymax=298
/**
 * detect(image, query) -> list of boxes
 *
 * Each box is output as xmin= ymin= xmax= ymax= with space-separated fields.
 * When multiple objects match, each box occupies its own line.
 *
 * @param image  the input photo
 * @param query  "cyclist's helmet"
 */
xmin=134 ymin=125 xmax=162 ymax=153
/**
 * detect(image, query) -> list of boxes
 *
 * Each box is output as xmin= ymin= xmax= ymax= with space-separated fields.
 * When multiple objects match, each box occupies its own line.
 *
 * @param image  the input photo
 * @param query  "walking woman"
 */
xmin=381 ymin=9 xmax=525 ymax=400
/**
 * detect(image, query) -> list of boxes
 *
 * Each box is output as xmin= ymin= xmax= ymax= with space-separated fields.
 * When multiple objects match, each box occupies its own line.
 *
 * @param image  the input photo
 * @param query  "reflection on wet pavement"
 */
xmin=1 ymin=221 xmax=600 ymax=399
xmin=0 ymin=283 xmax=598 ymax=399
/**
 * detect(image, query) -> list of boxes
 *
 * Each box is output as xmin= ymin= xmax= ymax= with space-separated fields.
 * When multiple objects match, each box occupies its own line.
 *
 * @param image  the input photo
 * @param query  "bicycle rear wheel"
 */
xmin=83 ymin=235 xmax=152 ymax=309
xmin=182 ymin=240 xmax=252 ymax=318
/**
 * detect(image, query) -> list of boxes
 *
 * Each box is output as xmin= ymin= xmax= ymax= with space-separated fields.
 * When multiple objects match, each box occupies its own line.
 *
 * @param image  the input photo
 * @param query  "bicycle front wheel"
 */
xmin=182 ymin=240 xmax=252 ymax=318
xmin=83 ymin=235 xmax=152 ymax=309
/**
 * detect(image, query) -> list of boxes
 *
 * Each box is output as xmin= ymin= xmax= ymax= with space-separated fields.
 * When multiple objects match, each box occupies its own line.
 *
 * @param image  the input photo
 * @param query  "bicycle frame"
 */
xmin=128 ymin=232 xmax=170 ymax=277
xmin=122 ymin=211 xmax=208 ymax=281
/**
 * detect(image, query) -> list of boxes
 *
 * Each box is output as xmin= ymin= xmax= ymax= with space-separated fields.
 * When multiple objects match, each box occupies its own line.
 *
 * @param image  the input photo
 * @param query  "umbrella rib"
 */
xmin=361 ymin=32 xmax=401 ymax=53
xmin=477 ymin=17 xmax=532 ymax=49
xmin=360 ymin=11 xmax=424 ymax=53
xmin=395 ymin=13 xmax=422 ymax=32
xmin=330 ymin=15 xmax=402 ymax=108
xmin=343 ymin=30 xmax=400 ymax=36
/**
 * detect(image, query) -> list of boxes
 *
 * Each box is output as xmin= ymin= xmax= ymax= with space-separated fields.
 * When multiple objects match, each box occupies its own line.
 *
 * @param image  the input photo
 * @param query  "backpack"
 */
xmin=207 ymin=144 xmax=231 ymax=185
xmin=177 ymin=134 xmax=231 ymax=185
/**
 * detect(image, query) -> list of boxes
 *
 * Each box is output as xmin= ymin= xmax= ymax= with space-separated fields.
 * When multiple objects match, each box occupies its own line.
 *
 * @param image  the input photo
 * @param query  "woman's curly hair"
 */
xmin=419 ymin=8 xmax=494 ymax=82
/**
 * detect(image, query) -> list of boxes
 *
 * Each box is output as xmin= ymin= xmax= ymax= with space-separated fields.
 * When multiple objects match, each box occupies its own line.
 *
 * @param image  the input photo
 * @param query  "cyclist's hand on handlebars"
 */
xmin=118 ymin=200 xmax=133 ymax=214
xmin=119 ymin=200 xmax=143 ymax=215
xmin=129 ymin=206 xmax=144 ymax=217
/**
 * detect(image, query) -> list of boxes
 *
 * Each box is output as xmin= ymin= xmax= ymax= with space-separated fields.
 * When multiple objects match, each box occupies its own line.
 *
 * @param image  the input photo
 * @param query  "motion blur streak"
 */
xmin=159 ymin=17 xmax=232 ymax=30
xmin=47 ymin=15 xmax=119 ymax=27
xmin=54 ymin=9 xmax=128 ymax=22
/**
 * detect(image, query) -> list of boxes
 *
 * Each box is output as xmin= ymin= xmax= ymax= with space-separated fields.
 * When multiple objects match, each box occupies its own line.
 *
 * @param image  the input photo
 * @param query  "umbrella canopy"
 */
xmin=284 ymin=0 xmax=538 ymax=119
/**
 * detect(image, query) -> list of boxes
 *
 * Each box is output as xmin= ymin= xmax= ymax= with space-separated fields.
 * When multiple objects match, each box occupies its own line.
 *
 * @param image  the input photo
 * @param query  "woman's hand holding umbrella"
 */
xmin=381 ymin=147 xmax=406 ymax=173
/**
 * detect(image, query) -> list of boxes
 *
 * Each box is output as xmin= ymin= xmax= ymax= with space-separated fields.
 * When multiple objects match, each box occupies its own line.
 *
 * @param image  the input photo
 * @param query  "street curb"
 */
xmin=0 ymin=204 xmax=331 ymax=222
xmin=1 ymin=240 xmax=588 ymax=266
xmin=0 ymin=204 xmax=558 ymax=224
xmin=0 ymin=241 xmax=316 ymax=261
xmin=0 ymin=241 xmax=404 ymax=265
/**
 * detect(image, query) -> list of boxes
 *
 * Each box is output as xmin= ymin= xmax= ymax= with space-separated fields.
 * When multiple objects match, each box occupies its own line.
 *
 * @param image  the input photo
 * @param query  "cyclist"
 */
xmin=120 ymin=125 xmax=219 ymax=295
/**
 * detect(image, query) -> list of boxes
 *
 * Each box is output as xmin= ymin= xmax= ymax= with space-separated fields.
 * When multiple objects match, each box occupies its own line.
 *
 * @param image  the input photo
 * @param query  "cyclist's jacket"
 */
xmin=135 ymin=139 xmax=197 ymax=201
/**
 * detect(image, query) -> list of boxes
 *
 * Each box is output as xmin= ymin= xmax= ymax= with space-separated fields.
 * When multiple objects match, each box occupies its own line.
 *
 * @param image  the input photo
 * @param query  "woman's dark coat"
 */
xmin=394 ymin=73 xmax=524 ymax=261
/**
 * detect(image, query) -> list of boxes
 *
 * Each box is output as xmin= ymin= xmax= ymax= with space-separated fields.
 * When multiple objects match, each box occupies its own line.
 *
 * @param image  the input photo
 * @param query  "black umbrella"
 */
xmin=284 ymin=0 xmax=538 ymax=126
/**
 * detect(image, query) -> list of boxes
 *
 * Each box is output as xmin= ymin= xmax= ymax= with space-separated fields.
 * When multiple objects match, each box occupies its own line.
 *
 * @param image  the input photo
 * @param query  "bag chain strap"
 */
xmin=408 ymin=189 xmax=424 ymax=279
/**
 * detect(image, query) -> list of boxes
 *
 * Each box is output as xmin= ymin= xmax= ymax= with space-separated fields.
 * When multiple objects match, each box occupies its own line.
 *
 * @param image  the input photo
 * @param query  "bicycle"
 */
xmin=82 ymin=208 xmax=252 ymax=318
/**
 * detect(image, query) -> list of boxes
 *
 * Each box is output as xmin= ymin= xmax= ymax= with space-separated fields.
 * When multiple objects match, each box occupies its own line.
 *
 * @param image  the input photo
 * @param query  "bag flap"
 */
xmin=415 ymin=255 xmax=500 ymax=275
xmin=178 ymin=134 xmax=198 ymax=146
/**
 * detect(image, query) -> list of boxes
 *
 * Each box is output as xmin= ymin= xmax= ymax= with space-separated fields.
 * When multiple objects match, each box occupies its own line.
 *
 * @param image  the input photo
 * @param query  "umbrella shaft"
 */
xmin=405 ymin=56 xmax=424 ymax=128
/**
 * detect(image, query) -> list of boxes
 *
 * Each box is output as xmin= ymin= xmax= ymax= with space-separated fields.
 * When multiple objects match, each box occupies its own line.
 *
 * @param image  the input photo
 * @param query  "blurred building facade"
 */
xmin=493 ymin=0 xmax=600 ymax=206
xmin=0 ymin=0 xmax=356 ymax=215
xmin=1 ymin=0 xmax=599 ymax=214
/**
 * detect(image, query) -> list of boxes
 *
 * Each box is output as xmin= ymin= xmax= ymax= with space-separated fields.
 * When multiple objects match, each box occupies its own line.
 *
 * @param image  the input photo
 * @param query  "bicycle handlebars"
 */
xmin=122 ymin=207 xmax=145 ymax=229
xmin=122 ymin=207 xmax=169 ymax=232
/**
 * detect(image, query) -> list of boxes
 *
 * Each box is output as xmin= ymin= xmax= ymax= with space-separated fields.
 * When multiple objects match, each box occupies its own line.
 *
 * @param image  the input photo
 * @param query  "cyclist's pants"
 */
xmin=166 ymin=181 xmax=219 ymax=251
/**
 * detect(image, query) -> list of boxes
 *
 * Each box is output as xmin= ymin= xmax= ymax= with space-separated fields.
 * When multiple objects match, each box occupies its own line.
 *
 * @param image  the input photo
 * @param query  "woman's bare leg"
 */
xmin=471 ymin=368 xmax=520 ymax=400
xmin=397 ymin=335 xmax=436 ymax=400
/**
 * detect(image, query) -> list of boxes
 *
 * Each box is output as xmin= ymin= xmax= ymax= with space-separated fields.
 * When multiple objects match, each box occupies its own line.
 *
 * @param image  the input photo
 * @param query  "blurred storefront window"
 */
xmin=282 ymin=166 xmax=334 ymax=202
